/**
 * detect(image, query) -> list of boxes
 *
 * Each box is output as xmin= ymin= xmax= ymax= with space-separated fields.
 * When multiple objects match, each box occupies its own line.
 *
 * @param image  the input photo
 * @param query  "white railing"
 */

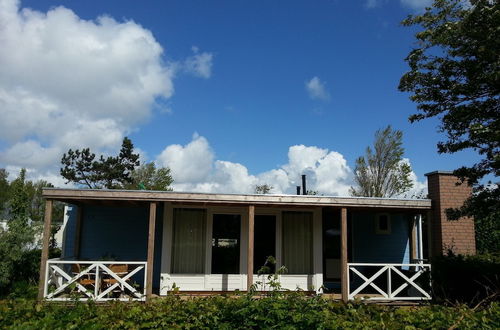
xmin=348 ymin=263 xmax=431 ymax=301
xmin=44 ymin=259 xmax=147 ymax=302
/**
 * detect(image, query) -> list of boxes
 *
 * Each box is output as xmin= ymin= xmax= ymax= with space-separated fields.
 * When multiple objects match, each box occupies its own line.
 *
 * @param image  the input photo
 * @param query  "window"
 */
xmin=171 ymin=208 xmax=206 ymax=274
xmin=211 ymin=214 xmax=241 ymax=274
xmin=282 ymin=211 xmax=313 ymax=274
xmin=375 ymin=213 xmax=391 ymax=235
xmin=254 ymin=215 xmax=276 ymax=274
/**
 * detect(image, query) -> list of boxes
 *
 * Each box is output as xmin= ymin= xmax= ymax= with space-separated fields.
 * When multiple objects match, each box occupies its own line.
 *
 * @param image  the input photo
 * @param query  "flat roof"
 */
xmin=42 ymin=188 xmax=432 ymax=210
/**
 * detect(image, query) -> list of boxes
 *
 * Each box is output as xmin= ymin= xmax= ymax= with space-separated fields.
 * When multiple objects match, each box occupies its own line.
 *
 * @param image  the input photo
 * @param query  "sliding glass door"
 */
xmin=211 ymin=214 xmax=241 ymax=274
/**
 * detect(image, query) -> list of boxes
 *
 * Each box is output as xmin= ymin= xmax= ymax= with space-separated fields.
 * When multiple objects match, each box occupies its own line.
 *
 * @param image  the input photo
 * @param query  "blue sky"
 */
xmin=0 ymin=0 xmax=481 ymax=195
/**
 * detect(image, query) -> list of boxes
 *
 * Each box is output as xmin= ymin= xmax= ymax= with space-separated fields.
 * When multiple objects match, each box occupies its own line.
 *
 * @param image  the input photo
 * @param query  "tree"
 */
xmin=0 ymin=169 xmax=37 ymax=290
xmin=0 ymin=169 xmax=9 ymax=216
xmin=350 ymin=126 xmax=413 ymax=197
xmin=399 ymin=0 xmax=499 ymax=250
xmin=60 ymin=137 xmax=140 ymax=189
xmin=255 ymin=184 xmax=273 ymax=194
xmin=124 ymin=162 xmax=174 ymax=191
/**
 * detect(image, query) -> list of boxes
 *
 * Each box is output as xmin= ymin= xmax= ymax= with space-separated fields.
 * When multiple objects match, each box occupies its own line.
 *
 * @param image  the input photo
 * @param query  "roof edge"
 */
xmin=425 ymin=170 xmax=455 ymax=177
xmin=42 ymin=188 xmax=432 ymax=209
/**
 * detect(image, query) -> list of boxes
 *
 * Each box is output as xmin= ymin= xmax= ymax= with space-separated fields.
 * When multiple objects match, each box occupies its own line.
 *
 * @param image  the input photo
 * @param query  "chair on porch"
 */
xmin=102 ymin=264 xmax=130 ymax=291
xmin=71 ymin=263 xmax=96 ymax=287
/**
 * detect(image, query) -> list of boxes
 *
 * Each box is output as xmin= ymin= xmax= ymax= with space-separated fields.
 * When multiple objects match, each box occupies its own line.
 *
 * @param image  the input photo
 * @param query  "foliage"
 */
xmin=0 ymin=169 xmax=37 ymax=292
xmin=431 ymin=252 xmax=500 ymax=305
xmin=255 ymin=184 xmax=273 ymax=194
xmin=0 ymin=169 xmax=9 ymax=216
xmin=124 ymin=162 xmax=174 ymax=191
xmin=0 ymin=169 xmax=63 ymax=296
xmin=0 ymin=296 xmax=499 ymax=329
xmin=350 ymin=125 xmax=413 ymax=197
xmin=60 ymin=137 xmax=140 ymax=189
xmin=399 ymin=0 xmax=499 ymax=225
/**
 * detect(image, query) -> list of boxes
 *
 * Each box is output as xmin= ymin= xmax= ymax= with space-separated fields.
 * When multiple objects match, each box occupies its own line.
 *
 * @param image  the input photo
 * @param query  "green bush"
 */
xmin=0 ymin=248 xmax=60 ymax=298
xmin=0 ymin=295 xmax=499 ymax=329
xmin=432 ymin=253 xmax=500 ymax=305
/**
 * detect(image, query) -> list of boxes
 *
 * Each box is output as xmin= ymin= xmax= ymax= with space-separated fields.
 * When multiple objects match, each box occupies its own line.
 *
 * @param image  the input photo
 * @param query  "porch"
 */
xmin=39 ymin=189 xmax=433 ymax=302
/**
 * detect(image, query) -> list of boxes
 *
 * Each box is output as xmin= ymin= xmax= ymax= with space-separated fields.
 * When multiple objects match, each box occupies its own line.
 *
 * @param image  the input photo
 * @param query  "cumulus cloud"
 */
xmin=183 ymin=46 xmax=214 ymax=79
xmin=400 ymin=0 xmax=433 ymax=11
xmin=156 ymin=134 xmax=353 ymax=196
xmin=0 ymin=0 xmax=196 ymax=183
xmin=305 ymin=76 xmax=330 ymax=101
xmin=156 ymin=134 xmax=214 ymax=183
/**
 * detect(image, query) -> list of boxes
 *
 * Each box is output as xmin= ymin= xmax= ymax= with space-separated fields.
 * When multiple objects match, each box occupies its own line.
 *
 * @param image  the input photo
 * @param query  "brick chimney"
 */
xmin=425 ymin=171 xmax=476 ymax=256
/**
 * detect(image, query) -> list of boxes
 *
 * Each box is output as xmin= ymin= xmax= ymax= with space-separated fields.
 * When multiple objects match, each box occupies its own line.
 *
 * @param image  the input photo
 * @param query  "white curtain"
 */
xmin=282 ymin=211 xmax=313 ymax=274
xmin=171 ymin=209 xmax=206 ymax=274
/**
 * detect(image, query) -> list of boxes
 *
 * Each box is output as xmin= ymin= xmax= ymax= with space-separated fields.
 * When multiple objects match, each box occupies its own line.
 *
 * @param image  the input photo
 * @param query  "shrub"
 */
xmin=431 ymin=253 xmax=500 ymax=305
xmin=0 ymin=296 xmax=499 ymax=329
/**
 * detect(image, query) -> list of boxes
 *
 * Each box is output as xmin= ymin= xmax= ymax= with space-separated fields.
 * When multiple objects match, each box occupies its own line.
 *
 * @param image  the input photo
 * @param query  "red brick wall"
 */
xmin=426 ymin=171 xmax=476 ymax=256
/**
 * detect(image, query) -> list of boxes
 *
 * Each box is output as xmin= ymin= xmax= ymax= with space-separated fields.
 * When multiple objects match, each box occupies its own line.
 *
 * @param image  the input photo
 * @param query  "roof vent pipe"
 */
xmin=302 ymin=175 xmax=307 ymax=195
xmin=296 ymin=186 xmax=301 ymax=195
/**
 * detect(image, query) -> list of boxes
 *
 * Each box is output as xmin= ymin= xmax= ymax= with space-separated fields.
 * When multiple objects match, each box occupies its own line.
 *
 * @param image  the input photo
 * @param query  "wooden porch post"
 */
xmin=247 ymin=205 xmax=255 ymax=292
xmin=410 ymin=215 xmax=418 ymax=262
xmin=146 ymin=202 xmax=157 ymax=300
xmin=38 ymin=199 xmax=53 ymax=301
xmin=340 ymin=207 xmax=348 ymax=303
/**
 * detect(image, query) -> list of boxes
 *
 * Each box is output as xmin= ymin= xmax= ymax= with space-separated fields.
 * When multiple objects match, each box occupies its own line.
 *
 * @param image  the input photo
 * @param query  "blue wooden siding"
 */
xmin=351 ymin=212 xmax=410 ymax=264
xmin=62 ymin=203 xmax=164 ymax=291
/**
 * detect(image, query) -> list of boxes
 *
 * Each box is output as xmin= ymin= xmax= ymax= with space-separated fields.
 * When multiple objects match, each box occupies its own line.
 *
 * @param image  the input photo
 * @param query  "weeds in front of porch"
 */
xmin=0 ymin=296 xmax=499 ymax=329
xmin=250 ymin=256 xmax=288 ymax=295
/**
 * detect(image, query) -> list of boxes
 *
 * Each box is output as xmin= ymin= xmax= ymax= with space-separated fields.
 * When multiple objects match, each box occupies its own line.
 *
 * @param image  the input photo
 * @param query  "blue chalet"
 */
xmin=37 ymin=171 xmax=475 ymax=302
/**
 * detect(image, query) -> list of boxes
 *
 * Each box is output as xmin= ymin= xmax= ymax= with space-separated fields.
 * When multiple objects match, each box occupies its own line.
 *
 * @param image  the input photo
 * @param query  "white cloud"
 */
xmin=183 ymin=46 xmax=214 ymax=79
xmin=0 ymin=0 xmax=177 ymax=182
xmin=156 ymin=134 xmax=353 ymax=196
xmin=156 ymin=134 xmax=214 ymax=183
xmin=400 ymin=0 xmax=433 ymax=11
xmin=305 ymin=76 xmax=330 ymax=101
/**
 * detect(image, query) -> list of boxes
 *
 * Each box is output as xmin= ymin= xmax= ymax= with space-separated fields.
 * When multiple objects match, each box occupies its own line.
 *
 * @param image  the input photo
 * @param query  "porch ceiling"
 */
xmin=42 ymin=188 xmax=432 ymax=210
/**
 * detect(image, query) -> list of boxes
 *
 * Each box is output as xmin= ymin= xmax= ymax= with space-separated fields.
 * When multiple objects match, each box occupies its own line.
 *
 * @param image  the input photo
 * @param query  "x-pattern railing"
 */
xmin=44 ymin=259 xmax=147 ymax=302
xmin=348 ymin=263 xmax=431 ymax=301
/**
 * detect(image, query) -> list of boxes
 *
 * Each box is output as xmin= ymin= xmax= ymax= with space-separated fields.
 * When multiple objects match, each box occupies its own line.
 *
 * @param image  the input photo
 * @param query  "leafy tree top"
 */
xmin=399 ymin=0 xmax=499 ymax=186
xmin=60 ymin=137 xmax=140 ymax=189
xmin=399 ymin=0 xmax=499 ymax=223
xmin=350 ymin=125 xmax=413 ymax=198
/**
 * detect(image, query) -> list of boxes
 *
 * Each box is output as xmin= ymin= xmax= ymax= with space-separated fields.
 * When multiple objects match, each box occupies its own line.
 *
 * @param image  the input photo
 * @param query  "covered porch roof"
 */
xmin=42 ymin=188 xmax=431 ymax=210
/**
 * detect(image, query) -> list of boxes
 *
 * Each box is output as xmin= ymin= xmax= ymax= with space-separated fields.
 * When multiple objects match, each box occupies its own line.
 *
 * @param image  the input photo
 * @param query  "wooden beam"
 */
xmin=411 ymin=215 xmax=418 ymax=262
xmin=146 ymin=202 xmax=157 ymax=300
xmin=247 ymin=205 xmax=255 ymax=292
xmin=73 ymin=206 xmax=83 ymax=258
xmin=340 ymin=207 xmax=348 ymax=303
xmin=42 ymin=188 xmax=432 ymax=209
xmin=38 ymin=199 xmax=53 ymax=301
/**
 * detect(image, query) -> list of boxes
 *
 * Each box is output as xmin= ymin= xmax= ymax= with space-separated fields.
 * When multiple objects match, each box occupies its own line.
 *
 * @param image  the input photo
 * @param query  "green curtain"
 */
xmin=171 ymin=209 xmax=206 ymax=274
xmin=282 ymin=211 xmax=313 ymax=274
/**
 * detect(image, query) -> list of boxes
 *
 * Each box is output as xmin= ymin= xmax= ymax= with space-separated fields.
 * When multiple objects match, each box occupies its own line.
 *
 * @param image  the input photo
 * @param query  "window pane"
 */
xmin=254 ymin=215 xmax=276 ymax=274
xmin=282 ymin=211 xmax=313 ymax=274
xmin=211 ymin=214 xmax=241 ymax=274
xmin=171 ymin=209 xmax=206 ymax=274
xmin=378 ymin=215 xmax=388 ymax=230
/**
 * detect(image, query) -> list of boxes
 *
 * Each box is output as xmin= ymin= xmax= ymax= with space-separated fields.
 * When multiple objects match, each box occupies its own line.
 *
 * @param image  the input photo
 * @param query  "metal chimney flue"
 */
xmin=296 ymin=186 xmax=301 ymax=195
xmin=301 ymin=175 xmax=307 ymax=195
